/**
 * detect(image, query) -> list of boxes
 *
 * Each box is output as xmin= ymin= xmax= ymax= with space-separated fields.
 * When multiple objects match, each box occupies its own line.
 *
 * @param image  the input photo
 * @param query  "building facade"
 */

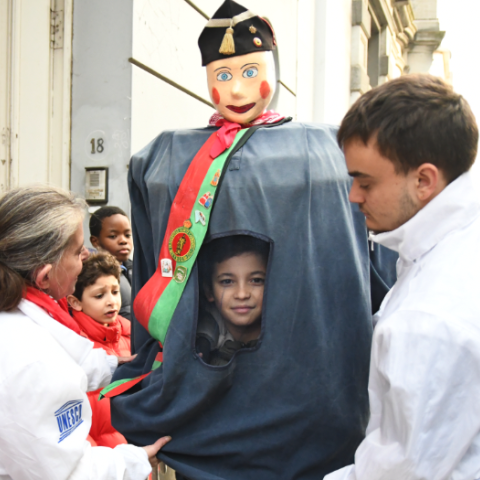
xmin=1 ymin=0 xmax=446 ymax=223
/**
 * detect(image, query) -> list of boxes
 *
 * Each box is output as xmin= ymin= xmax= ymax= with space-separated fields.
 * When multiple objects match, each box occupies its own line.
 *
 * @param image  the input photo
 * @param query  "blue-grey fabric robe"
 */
xmin=111 ymin=122 xmax=397 ymax=480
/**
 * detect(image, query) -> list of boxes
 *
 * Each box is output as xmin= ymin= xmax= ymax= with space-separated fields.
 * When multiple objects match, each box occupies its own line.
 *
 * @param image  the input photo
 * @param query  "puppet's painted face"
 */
xmin=206 ymin=51 xmax=276 ymax=124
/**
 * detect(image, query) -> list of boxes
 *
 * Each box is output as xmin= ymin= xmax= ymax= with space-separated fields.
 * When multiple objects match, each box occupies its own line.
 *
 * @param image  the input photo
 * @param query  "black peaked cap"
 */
xmin=198 ymin=0 xmax=275 ymax=66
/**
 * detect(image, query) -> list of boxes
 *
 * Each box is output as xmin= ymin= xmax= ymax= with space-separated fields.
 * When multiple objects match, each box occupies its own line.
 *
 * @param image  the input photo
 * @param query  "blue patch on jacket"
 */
xmin=55 ymin=400 xmax=83 ymax=443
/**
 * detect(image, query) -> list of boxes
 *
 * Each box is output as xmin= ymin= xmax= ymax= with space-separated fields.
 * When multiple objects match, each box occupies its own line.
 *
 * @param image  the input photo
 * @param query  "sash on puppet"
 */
xmin=109 ymin=1 xmax=398 ymax=479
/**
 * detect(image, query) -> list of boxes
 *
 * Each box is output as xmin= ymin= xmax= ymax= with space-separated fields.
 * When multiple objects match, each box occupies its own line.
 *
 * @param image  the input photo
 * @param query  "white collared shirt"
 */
xmin=326 ymin=172 xmax=480 ymax=480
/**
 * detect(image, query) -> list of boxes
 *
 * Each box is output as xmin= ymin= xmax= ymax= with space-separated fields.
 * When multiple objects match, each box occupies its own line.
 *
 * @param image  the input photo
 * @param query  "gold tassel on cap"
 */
xmin=219 ymin=26 xmax=235 ymax=55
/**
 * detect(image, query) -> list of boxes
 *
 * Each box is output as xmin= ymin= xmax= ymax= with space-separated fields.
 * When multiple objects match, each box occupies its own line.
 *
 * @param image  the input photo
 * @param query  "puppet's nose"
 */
xmin=231 ymin=80 xmax=246 ymax=98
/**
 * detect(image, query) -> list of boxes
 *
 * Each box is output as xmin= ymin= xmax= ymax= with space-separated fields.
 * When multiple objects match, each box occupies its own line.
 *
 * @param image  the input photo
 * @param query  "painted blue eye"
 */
xmin=243 ymin=67 xmax=258 ymax=78
xmin=217 ymin=71 xmax=233 ymax=81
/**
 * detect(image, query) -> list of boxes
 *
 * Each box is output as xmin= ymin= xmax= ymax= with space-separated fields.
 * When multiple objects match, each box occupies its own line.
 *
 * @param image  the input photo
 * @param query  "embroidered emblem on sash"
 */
xmin=168 ymin=227 xmax=196 ymax=263
xmin=55 ymin=400 xmax=84 ymax=443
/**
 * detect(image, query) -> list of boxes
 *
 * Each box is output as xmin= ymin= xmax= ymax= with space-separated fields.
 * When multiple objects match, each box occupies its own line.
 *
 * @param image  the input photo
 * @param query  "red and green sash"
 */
xmin=100 ymin=128 xmax=250 ymax=399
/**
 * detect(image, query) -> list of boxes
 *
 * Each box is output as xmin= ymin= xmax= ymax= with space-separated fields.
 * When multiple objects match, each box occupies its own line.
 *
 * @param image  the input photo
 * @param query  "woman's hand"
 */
xmin=142 ymin=437 xmax=172 ymax=468
xmin=117 ymin=354 xmax=137 ymax=365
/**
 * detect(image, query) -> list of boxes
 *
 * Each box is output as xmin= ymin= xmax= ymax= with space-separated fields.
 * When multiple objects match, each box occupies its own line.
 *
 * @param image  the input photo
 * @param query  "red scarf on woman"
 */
xmin=208 ymin=110 xmax=285 ymax=159
xmin=25 ymin=286 xmax=81 ymax=334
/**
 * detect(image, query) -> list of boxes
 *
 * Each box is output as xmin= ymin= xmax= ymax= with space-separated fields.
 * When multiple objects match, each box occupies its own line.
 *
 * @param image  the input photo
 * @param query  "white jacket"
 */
xmin=0 ymin=299 xmax=152 ymax=480
xmin=326 ymin=172 xmax=480 ymax=480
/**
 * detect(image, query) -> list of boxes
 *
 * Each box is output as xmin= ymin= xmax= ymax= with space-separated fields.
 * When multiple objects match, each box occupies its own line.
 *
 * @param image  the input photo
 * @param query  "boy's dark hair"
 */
xmin=89 ymin=206 xmax=129 ymax=238
xmin=199 ymin=235 xmax=270 ymax=288
xmin=73 ymin=252 xmax=121 ymax=300
xmin=337 ymin=74 xmax=478 ymax=184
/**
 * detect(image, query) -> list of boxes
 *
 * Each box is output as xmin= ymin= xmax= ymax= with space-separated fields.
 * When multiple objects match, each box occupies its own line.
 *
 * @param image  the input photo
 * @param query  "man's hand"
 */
xmin=117 ymin=354 xmax=137 ymax=365
xmin=143 ymin=437 xmax=172 ymax=468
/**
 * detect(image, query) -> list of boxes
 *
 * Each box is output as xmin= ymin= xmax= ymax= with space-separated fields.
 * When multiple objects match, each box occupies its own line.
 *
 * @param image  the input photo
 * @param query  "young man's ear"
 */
xmin=415 ymin=163 xmax=448 ymax=203
xmin=90 ymin=236 xmax=100 ymax=250
xmin=67 ymin=295 xmax=83 ymax=312
xmin=34 ymin=264 xmax=53 ymax=291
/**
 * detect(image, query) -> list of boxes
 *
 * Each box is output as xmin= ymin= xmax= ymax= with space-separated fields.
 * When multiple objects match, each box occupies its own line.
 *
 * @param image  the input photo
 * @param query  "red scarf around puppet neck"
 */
xmin=25 ymin=286 xmax=81 ymax=334
xmin=208 ymin=110 xmax=285 ymax=159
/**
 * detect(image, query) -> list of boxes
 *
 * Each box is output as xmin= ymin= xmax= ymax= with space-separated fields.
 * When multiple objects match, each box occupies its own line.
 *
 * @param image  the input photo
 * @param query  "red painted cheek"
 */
xmin=260 ymin=81 xmax=271 ymax=100
xmin=212 ymin=88 xmax=221 ymax=105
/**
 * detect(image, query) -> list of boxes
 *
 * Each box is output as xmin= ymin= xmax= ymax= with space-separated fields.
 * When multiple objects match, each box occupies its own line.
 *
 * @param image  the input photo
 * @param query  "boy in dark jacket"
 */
xmin=89 ymin=206 xmax=133 ymax=321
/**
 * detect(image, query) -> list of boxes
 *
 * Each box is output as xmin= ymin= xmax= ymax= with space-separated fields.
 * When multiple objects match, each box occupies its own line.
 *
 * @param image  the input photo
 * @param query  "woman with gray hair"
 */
xmin=0 ymin=185 xmax=169 ymax=480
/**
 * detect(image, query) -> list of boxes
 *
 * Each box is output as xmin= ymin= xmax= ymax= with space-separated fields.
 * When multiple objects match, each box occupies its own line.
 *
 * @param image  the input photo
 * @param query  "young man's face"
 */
xmin=206 ymin=51 xmax=276 ymax=124
xmin=69 ymin=275 xmax=121 ymax=325
xmin=206 ymin=252 xmax=266 ymax=342
xmin=91 ymin=214 xmax=133 ymax=263
xmin=345 ymin=137 xmax=421 ymax=234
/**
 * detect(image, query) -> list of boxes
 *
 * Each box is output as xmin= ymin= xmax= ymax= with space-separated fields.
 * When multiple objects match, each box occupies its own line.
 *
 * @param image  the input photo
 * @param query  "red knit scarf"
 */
xmin=72 ymin=309 xmax=123 ymax=344
xmin=25 ymin=287 xmax=81 ymax=334
xmin=208 ymin=110 xmax=285 ymax=159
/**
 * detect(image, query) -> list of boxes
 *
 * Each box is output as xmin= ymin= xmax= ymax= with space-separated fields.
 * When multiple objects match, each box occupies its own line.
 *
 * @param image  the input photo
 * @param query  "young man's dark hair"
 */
xmin=337 ymin=74 xmax=479 ymax=183
xmin=73 ymin=252 xmax=121 ymax=301
xmin=89 ymin=206 xmax=128 ymax=238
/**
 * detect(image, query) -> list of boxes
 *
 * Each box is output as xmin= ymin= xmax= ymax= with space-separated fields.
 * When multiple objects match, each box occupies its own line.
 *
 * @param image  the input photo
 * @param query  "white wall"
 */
xmin=437 ymin=0 xmax=480 ymax=188
xmin=297 ymin=0 xmax=316 ymax=122
xmin=312 ymin=0 xmax=352 ymax=125
xmin=0 ymin=0 xmax=11 ymax=194
xmin=130 ymin=0 xmax=214 ymax=152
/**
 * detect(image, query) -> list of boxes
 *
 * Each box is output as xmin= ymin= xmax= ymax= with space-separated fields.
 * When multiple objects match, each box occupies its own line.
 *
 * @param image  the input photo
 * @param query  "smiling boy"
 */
xmin=196 ymin=235 xmax=269 ymax=366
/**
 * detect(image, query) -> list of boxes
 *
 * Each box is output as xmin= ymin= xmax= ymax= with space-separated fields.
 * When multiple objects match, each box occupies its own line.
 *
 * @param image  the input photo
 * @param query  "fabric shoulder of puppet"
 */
xmin=127 ymin=122 xmax=342 ymax=351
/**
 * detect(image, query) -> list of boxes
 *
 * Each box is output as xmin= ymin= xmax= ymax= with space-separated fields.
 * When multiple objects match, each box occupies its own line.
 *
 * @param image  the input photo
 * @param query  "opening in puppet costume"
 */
xmin=106 ymin=1 xmax=398 ymax=479
xmin=196 ymin=235 xmax=270 ymax=366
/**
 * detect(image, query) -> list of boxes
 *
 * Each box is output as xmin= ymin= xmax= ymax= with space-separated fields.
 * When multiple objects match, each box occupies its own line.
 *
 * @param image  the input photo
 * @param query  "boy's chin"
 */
xmin=113 ymin=253 xmax=129 ymax=263
xmin=93 ymin=315 xmax=118 ymax=325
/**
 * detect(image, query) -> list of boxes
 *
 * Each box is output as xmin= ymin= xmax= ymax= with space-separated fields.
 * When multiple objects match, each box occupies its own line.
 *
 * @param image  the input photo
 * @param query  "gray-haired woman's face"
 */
xmin=48 ymin=223 xmax=87 ymax=300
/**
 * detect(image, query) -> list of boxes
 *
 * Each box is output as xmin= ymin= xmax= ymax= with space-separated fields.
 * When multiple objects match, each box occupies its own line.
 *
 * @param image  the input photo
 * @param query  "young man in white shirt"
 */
xmin=326 ymin=74 xmax=480 ymax=480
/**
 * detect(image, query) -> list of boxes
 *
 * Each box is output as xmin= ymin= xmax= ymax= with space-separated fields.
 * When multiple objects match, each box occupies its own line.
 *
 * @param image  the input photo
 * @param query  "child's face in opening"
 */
xmin=69 ymin=275 xmax=121 ymax=325
xmin=206 ymin=252 xmax=266 ymax=342
xmin=91 ymin=214 xmax=133 ymax=263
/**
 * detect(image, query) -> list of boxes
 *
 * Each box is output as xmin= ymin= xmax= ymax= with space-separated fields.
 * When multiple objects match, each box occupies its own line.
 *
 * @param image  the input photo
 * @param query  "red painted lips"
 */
xmin=227 ymin=103 xmax=256 ymax=114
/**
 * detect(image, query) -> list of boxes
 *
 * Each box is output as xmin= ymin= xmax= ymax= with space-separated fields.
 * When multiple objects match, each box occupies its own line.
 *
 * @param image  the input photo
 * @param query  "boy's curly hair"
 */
xmin=73 ymin=252 xmax=121 ymax=300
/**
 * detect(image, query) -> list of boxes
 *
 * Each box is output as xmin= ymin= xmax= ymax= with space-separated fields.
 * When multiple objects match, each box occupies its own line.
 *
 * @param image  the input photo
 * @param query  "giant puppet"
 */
xmin=105 ymin=1 xmax=397 ymax=478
